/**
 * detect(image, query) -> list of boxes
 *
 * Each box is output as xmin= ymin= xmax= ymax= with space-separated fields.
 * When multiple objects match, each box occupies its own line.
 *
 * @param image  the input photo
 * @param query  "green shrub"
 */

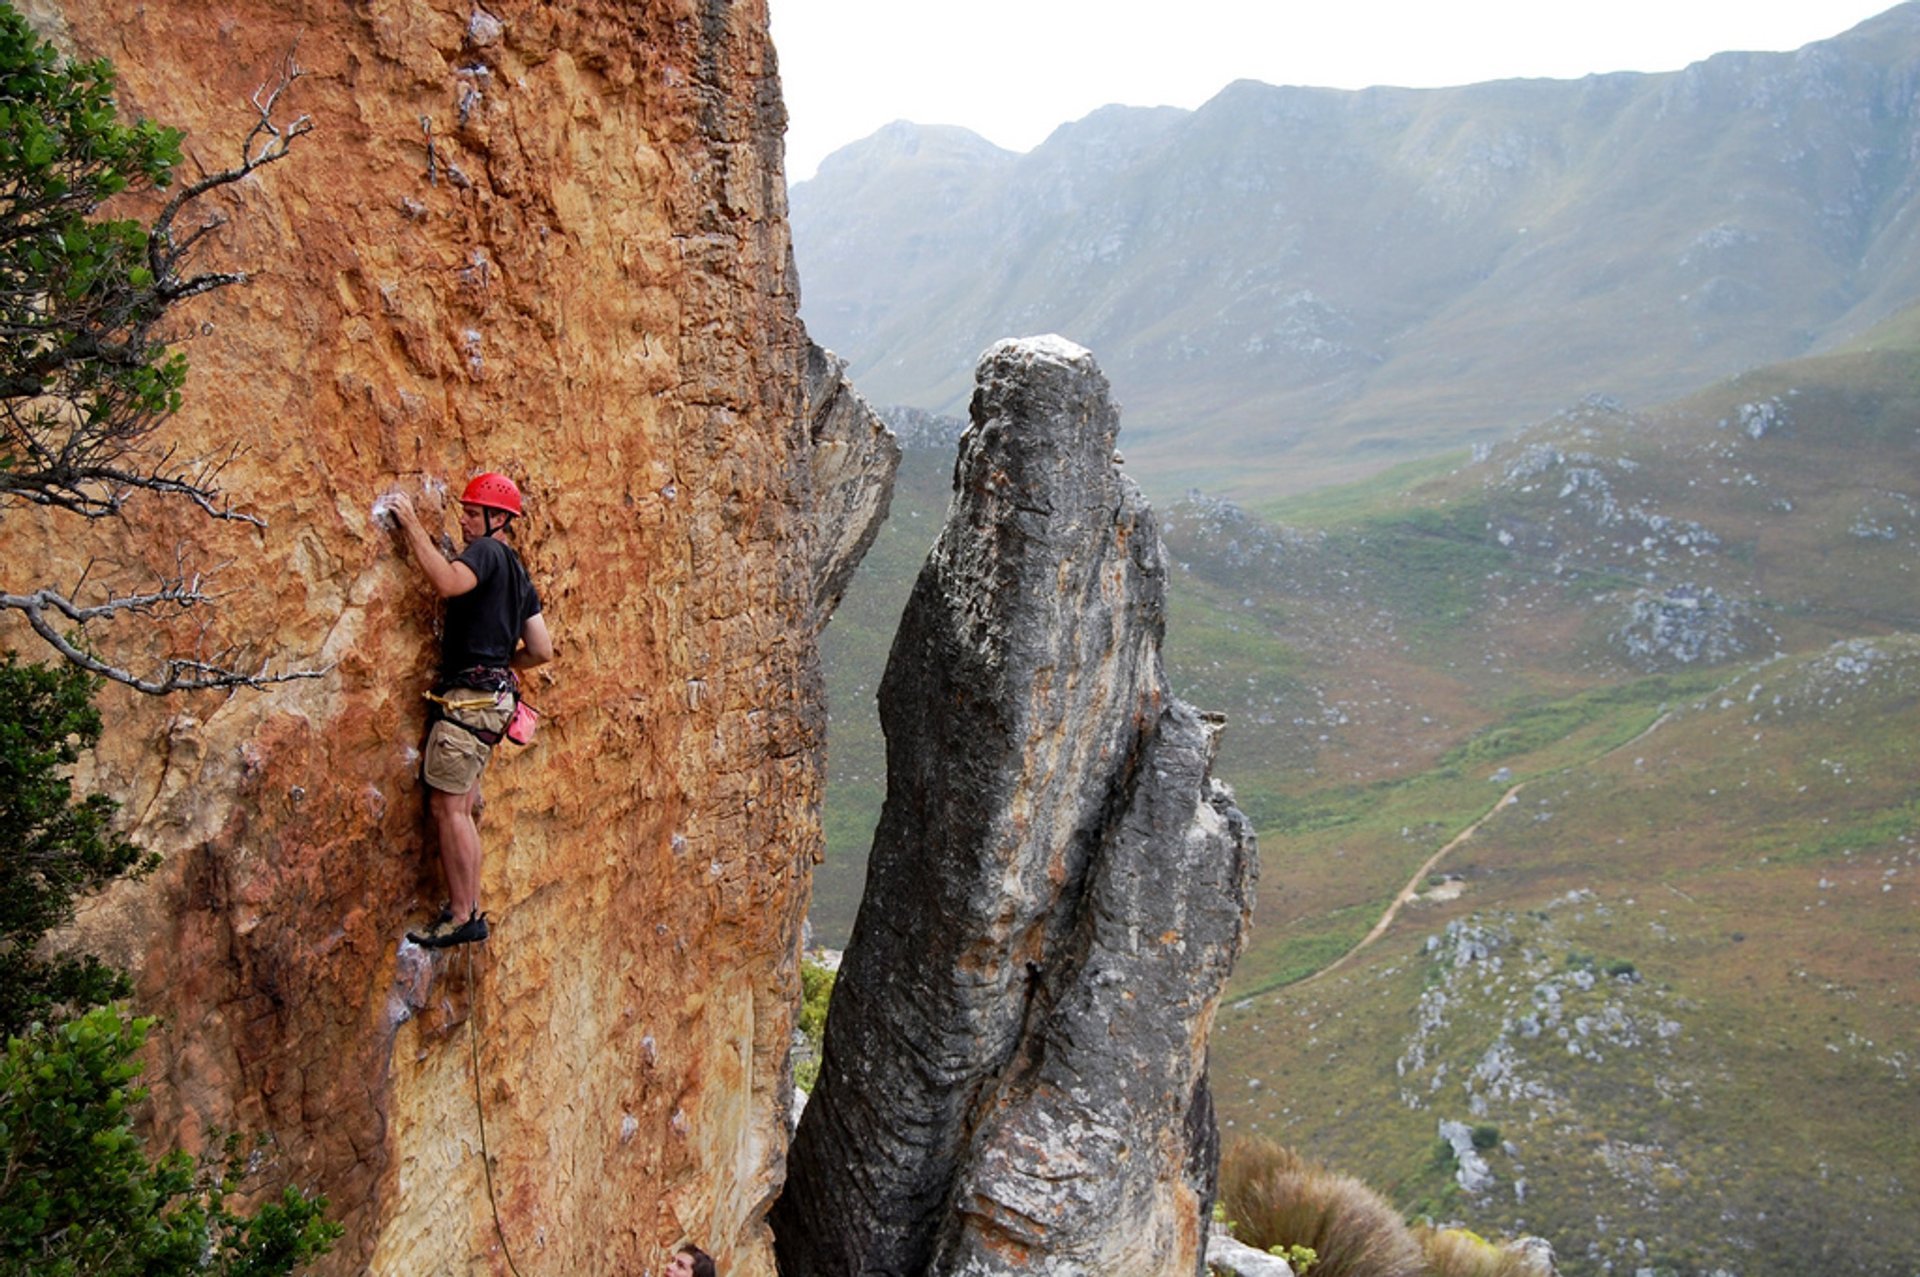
xmin=0 ymin=12 xmax=331 ymax=1267
xmin=0 ymin=659 xmax=338 ymax=1273
xmin=1469 ymin=1124 xmax=1501 ymax=1152
xmin=0 ymin=653 xmax=155 ymax=1036
xmin=1270 ymin=1243 xmax=1320 ymax=1275
xmin=0 ymin=1007 xmax=341 ymax=1275
xmin=794 ymin=958 xmax=837 ymax=1094
xmin=0 ymin=0 xmax=309 ymax=694
xmin=799 ymin=959 xmax=836 ymax=1041
xmin=1218 ymin=1137 xmax=1424 ymax=1277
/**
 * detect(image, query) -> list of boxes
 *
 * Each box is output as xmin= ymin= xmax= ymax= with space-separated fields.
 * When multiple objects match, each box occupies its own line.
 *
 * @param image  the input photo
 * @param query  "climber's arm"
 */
xmin=389 ymin=493 xmax=480 ymax=598
xmin=513 ymin=612 xmax=553 ymax=670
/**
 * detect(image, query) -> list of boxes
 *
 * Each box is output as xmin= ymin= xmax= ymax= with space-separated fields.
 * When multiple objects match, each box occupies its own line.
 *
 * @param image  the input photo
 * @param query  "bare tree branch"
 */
xmin=0 ymin=38 xmax=324 ymax=693
xmin=1 ymin=580 xmax=330 ymax=695
xmin=151 ymin=41 xmax=312 ymax=303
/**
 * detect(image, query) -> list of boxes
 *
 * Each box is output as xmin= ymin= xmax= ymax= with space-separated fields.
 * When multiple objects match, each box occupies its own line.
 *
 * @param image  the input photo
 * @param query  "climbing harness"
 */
xmin=463 ymin=944 xmax=527 ymax=1277
xmin=426 ymin=665 xmax=536 ymax=748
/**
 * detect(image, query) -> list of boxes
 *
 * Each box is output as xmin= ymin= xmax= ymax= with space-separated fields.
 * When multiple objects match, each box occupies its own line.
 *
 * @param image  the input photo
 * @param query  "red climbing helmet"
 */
xmin=460 ymin=472 xmax=524 ymax=517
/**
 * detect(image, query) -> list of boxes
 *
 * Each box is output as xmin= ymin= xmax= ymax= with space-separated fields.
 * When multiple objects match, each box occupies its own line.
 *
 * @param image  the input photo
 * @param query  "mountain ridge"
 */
xmin=792 ymin=3 xmax=1920 ymax=500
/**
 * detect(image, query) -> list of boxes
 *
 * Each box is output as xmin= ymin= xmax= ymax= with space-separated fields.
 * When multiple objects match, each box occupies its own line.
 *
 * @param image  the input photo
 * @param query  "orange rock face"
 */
xmin=3 ymin=2 xmax=817 ymax=1273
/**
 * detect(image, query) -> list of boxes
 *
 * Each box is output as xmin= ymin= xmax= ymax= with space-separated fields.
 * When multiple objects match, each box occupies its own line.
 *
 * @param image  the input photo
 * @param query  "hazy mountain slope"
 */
xmin=792 ymin=122 xmax=1018 ymax=355
xmin=792 ymin=3 xmax=1920 ymax=500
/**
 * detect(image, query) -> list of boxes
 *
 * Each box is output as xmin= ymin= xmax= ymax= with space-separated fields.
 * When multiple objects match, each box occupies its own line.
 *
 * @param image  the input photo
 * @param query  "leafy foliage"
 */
xmin=0 ymin=2 xmax=190 ymax=517
xmin=0 ymin=0 xmax=316 ymax=694
xmin=0 ymin=19 xmax=332 ymax=1264
xmin=799 ymin=959 xmax=837 ymax=1041
xmin=794 ymin=958 xmax=837 ymax=1093
xmin=1271 ymin=1243 xmax=1320 ymax=1275
xmin=0 ymin=652 xmax=151 ymax=1036
xmin=0 ymin=1007 xmax=340 ymax=1277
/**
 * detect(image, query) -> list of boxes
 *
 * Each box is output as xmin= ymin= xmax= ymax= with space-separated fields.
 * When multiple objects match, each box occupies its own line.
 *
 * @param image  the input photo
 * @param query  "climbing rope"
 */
xmin=464 ymin=943 xmax=527 ymax=1277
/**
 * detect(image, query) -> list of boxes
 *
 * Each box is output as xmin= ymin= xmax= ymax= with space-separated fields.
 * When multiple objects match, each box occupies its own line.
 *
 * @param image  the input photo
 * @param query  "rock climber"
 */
xmin=386 ymin=472 xmax=552 ymax=948
xmin=667 ymin=1245 xmax=716 ymax=1277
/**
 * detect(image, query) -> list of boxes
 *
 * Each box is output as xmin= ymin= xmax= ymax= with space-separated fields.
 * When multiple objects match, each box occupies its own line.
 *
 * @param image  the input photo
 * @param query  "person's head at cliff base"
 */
xmin=666 ymin=1244 xmax=715 ymax=1277
xmin=458 ymin=471 xmax=524 ymax=541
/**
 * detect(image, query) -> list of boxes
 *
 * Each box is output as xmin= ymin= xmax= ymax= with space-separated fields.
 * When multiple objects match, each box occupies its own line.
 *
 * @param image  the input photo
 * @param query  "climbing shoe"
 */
xmin=405 ymin=905 xmax=458 ymax=946
xmin=415 ymin=911 xmax=489 ymax=949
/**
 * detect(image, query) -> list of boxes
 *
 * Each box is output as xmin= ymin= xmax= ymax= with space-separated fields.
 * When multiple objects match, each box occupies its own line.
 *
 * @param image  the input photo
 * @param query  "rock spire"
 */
xmin=774 ymin=336 xmax=1256 ymax=1276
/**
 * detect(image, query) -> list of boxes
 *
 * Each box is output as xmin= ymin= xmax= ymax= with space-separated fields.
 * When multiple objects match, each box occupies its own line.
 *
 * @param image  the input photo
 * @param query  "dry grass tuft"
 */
xmin=1219 ymin=1137 xmax=1424 ymax=1277
xmin=1415 ymin=1225 xmax=1542 ymax=1277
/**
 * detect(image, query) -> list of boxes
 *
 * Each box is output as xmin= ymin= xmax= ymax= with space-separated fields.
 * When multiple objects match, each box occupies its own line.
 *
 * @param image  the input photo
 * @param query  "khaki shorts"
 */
xmin=422 ymin=697 xmax=513 ymax=794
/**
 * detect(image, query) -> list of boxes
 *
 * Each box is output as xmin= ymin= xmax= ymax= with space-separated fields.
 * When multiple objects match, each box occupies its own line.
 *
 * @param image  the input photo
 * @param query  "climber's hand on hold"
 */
xmin=386 ymin=490 xmax=420 ymax=530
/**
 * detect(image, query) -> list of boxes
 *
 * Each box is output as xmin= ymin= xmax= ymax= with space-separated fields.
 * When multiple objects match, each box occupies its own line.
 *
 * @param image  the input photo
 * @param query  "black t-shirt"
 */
xmin=441 ymin=536 xmax=541 ymax=674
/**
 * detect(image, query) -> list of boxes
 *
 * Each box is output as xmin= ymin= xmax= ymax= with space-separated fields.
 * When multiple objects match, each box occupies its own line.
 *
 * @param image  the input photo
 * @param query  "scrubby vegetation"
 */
xmin=0 ymin=1007 xmax=339 ymax=1276
xmin=0 ymin=0 xmax=311 ymax=693
xmin=0 ymin=15 xmax=333 ymax=1269
xmin=0 ymin=654 xmax=153 ymax=1034
xmin=793 ymin=957 xmax=837 ymax=1093
xmin=1215 ymin=1138 xmax=1553 ymax=1277
xmin=1415 ymin=1226 xmax=1540 ymax=1277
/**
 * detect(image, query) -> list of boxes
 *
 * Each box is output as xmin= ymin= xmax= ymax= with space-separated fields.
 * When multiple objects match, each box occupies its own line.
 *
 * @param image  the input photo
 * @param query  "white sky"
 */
xmin=771 ymin=0 xmax=1902 ymax=181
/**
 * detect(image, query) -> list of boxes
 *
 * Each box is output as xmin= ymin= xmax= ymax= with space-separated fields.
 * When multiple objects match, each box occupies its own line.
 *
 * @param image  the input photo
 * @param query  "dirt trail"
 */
xmin=1303 ymin=784 xmax=1522 ymax=985
xmin=1298 ymin=710 xmax=1676 ymax=987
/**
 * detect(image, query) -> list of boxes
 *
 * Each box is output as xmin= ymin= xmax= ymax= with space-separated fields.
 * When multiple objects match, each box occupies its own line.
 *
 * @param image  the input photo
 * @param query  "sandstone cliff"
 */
xmin=774 ymin=337 xmax=1257 ymax=1276
xmin=0 ymin=2 xmax=872 ymax=1273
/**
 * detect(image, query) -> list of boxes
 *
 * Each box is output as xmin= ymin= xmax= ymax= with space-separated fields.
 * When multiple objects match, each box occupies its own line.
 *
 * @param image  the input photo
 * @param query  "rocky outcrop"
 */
xmin=773 ymin=336 xmax=1256 ymax=1275
xmin=1207 ymin=1235 xmax=1297 ymax=1277
xmin=0 ymin=3 xmax=887 ymax=1275
xmin=1613 ymin=582 xmax=1762 ymax=668
xmin=806 ymin=343 xmax=900 ymax=623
